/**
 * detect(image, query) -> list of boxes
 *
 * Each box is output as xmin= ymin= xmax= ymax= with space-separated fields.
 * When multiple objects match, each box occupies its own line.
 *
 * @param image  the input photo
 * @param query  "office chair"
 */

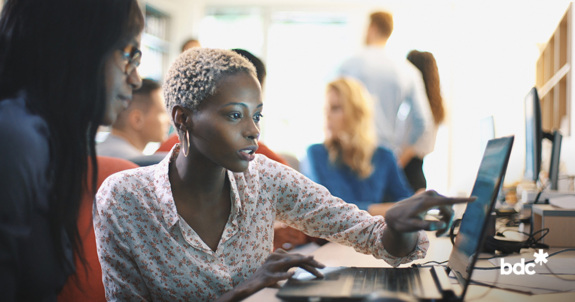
xmin=58 ymin=156 xmax=138 ymax=302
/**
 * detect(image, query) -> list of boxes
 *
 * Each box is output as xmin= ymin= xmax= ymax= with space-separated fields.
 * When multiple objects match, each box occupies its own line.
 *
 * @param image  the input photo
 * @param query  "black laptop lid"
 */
xmin=448 ymin=136 xmax=514 ymax=299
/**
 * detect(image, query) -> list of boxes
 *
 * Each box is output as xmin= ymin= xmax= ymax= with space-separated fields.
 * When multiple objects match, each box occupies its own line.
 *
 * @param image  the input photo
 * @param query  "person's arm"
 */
xmin=0 ymin=131 xmax=32 ymax=302
xmin=383 ymin=190 xmax=475 ymax=257
xmin=0 ymin=109 xmax=50 ymax=301
xmin=270 ymin=159 xmax=473 ymax=266
xmin=93 ymin=178 xmax=150 ymax=301
xmin=397 ymin=146 xmax=416 ymax=168
xmin=272 ymin=160 xmax=424 ymax=266
xmin=403 ymin=64 xmax=434 ymax=149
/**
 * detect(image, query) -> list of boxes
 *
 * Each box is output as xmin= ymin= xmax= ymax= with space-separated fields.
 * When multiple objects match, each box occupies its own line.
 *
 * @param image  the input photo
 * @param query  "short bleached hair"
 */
xmin=163 ymin=48 xmax=257 ymax=113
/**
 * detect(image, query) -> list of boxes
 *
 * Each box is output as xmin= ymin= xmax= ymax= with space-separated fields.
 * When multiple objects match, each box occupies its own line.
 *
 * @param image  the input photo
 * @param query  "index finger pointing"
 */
xmin=426 ymin=196 xmax=476 ymax=208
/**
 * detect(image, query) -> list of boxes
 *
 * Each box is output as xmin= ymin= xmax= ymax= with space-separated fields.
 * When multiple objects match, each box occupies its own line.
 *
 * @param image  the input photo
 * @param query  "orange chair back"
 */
xmin=58 ymin=156 xmax=138 ymax=302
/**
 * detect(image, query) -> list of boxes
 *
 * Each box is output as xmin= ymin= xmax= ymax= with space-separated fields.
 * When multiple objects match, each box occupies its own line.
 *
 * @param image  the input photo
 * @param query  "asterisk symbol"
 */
xmin=534 ymin=249 xmax=549 ymax=265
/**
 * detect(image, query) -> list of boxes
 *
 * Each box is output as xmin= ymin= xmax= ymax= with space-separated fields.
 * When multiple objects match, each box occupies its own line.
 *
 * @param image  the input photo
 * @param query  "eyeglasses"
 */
xmin=120 ymin=44 xmax=142 ymax=75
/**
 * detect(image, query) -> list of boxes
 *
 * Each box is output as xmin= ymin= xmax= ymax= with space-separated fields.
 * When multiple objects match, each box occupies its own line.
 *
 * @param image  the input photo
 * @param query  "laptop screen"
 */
xmin=448 ymin=136 xmax=514 ymax=298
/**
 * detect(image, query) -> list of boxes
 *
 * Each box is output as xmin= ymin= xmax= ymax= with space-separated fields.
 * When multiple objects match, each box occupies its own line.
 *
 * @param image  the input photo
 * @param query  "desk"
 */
xmin=245 ymin=231 xmax=575 ymax=302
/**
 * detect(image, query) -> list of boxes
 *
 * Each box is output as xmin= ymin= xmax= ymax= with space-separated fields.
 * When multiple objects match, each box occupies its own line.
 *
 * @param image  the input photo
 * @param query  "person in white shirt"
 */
xmin=336 ymin=11 xmax=434 ymax=191
xmin=97 ymin=78 xmax=170 ymax=164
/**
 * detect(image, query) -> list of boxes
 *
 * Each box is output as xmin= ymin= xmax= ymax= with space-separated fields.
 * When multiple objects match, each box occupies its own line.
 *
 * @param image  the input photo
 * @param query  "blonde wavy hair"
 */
xmin=324 ymin=77 xmax=377 ymax=179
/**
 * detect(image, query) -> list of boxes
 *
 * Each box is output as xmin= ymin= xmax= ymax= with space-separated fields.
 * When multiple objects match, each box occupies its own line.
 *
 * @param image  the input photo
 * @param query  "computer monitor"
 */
xmin=524 ymin=87 xmax=563 ymax=189
xmin=480 ymin=115 xmax=506 ymax=203
xmin=524 ymin=87 xmax=542 ymax=183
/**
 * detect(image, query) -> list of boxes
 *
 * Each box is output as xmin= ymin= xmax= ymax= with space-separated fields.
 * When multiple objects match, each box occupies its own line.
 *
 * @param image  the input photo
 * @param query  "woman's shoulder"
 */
xmin=307 ymin=143 xmax=325 ymax=150
xmin=0 ymin=95 xmax=50 ymax=160
xmin=95 ymin=165 xmax=160 ymax=214
xmin=372 ymin=146 xmax=398 ymax=167
xmin=307 ymin=143 xmax=327 ymax=156
xmin=99 ymin=164 xmax=155 ymax=195
xmin=374 ymin=146 xmax=395 ymax=157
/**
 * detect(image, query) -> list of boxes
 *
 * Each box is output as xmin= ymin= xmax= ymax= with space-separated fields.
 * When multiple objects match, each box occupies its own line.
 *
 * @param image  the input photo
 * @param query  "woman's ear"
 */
xmin=172 ymin=105 xmax=191 ymax=132
xmin=172 ymin=105 xmax=193 ymax=157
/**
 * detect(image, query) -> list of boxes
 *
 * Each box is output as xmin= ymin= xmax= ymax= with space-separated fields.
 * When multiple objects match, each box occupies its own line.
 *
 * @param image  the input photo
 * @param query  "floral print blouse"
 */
xmin=93 ymin=145 xmax=429 ymax=301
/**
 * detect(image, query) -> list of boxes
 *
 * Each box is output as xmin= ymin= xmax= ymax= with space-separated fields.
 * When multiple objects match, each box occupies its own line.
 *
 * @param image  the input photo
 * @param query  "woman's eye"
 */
xmin=253 ymin=113 xmax=264 ymax=122
xmin=228 ymin=112 xmax=242 ymax=120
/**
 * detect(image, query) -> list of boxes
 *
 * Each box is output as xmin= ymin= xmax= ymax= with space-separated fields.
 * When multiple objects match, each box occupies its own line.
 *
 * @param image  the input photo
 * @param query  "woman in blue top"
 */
xmin=303 ymin=77 xmax=413 ymax=212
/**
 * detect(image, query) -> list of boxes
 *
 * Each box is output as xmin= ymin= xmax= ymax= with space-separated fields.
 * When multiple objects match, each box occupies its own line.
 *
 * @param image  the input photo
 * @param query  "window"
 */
xmin=199 ymin=9 xmax=352 ymax=159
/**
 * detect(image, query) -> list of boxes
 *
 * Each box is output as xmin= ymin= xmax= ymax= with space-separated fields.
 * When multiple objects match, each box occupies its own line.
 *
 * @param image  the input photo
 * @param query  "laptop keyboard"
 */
xmin=344 ymin=267 xmax=418 ymax=295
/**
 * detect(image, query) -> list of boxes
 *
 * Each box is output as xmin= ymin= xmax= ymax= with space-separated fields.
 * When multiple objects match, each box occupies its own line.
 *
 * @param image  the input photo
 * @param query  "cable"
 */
xmin=467 ymin=248 xmax=575 ymax=299
xmin=533 ymin=178 xmax=552 ymax=204
xmin=533 ymin=189 xmax=544 ymax=204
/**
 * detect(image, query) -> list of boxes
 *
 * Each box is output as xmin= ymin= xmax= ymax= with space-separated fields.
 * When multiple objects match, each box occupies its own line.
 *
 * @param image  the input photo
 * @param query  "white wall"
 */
xmin=144 ymin=0 xmax=206 ymax=62
xmin=151 ymin=0 xmax=575 ymax=196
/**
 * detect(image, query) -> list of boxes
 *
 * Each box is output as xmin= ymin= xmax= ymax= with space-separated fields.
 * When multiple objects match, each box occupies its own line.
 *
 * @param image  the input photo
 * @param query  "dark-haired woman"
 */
xmin=0 ymin=0 xmax=144 ymax=300
xmin=401 ymin=50 xmax=445 ymax=192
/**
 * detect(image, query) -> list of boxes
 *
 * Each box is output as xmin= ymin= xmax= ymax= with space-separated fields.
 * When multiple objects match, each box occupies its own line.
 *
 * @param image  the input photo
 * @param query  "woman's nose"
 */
xmin=245 ymin=120 xmax=260 ymax=140
xmin=128 ymin=68 xmax=142 ymax=90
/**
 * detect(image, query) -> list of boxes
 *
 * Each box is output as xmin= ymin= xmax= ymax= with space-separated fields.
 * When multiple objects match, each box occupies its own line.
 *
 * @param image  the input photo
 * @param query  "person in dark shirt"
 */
xmin=0 ymin=0 xmax=145 ymax=300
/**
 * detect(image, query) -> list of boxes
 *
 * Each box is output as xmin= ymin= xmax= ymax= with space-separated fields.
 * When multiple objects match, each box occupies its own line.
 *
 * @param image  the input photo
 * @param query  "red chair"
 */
xmin=58 ymin=156 xmax=138 ymax=302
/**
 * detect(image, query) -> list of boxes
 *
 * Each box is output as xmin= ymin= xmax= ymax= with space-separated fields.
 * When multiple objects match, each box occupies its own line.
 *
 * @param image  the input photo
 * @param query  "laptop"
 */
xmin=277 ymin=136 xmax=514 ymax=301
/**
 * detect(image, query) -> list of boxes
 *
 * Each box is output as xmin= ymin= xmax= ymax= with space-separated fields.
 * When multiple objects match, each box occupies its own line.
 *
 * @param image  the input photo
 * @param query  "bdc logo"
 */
xmin=500 ymin=249 xmax=549 ymax=275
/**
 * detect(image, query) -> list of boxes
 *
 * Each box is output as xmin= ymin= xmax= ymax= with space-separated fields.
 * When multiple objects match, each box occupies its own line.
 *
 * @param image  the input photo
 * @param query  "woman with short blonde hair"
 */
xmin=94 ymin=49 xmax=471 ymax=301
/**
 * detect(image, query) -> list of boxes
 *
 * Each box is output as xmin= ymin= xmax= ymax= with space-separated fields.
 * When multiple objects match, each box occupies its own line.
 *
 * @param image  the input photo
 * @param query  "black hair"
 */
xmin=0 ymin=0 xmax=144 ymax=270
xmin=231 ymin=48 xmax=267 ymax=87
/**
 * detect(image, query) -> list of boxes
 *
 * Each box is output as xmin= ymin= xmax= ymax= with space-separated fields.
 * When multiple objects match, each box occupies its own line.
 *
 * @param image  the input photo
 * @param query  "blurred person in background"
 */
xmin=335 ymin=11 xmax=433 ymax=190
xmin=181 ymin=38 xmax=201 ymax=52
xmin=402 ymin=50 xmax=445 ymax=191
xmin=302 ymin=77 xmax=413 ymax=213
xmin=97 ymin=78 xmax=170 ymax=165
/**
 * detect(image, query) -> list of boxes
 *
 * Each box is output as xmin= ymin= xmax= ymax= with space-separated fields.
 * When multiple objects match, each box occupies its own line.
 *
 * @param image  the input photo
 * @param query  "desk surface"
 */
xmin=245 ymin=232 xmax=575 ymax=302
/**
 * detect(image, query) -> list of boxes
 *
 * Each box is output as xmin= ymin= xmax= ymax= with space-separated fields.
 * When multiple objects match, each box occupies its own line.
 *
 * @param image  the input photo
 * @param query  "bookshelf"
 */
xmin=141 ymin=4 xmax=171 ymax=81
xmin=536 ymin=3 xmax=572 ymax=136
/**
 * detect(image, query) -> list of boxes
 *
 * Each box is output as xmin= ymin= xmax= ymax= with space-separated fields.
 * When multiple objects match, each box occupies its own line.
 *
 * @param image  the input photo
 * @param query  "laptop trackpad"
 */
xmin=292 ymin=266 xmax=348 ymax=281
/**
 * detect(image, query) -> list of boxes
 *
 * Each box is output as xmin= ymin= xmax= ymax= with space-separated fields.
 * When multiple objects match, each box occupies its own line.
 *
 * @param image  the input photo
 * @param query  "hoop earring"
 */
xmin=181 ymin=128 xmax=190 ymax=157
